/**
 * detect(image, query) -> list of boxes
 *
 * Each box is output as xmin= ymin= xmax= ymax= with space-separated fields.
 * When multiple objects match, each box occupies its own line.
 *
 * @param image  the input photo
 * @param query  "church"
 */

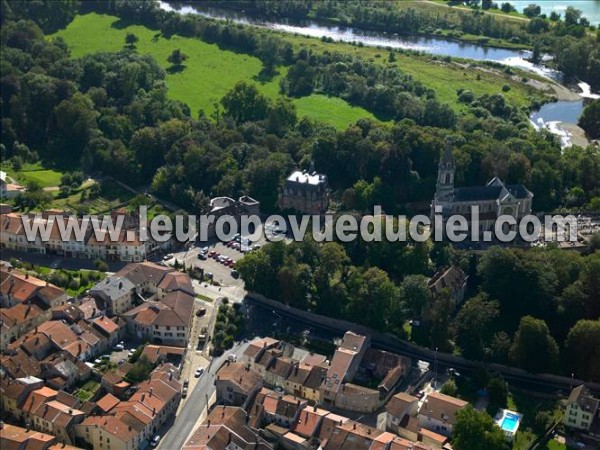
xmin=431 ymin=142 xmax=533 ymax=234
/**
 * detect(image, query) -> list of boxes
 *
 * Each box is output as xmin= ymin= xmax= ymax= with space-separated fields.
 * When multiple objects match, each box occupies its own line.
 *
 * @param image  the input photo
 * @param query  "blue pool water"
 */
xmin=501 ymin=413 xmax=520 ymax=432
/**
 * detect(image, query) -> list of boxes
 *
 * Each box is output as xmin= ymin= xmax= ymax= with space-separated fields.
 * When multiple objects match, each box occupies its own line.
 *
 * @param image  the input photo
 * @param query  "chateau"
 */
xmin=431 ymin=142 xmax=533 ymax=234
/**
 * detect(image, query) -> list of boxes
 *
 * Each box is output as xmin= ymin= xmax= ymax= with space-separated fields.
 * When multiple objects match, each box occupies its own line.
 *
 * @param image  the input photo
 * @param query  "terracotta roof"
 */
xmin=340 ymin=331 xmax=367 ymax=352
xmin=141 ymin=344 xmax=185 ymax=365
xmin=371 ymin=431 xmax=397 ymax=450
xmin=96 ymin=393 xmax=121 ymax=413
xmin=419 ymin=392 xmax=468 ymax=426
xmin=379 ymin=365 xmax=404 ymax=392
xmin=301 ymin=352 xmax=327 ymax=367
xmin=324 ymin=347 xmax=356 ymax=394
xmin=0 ymin=213 xmax=24 ymax=235
xmin=244 ymin=337 xmax=279 ymax=360
xmin=291 ymin=406 xmax=329 ymax=438
xmin=157 ymin=271 xmax=195 ymax=295
xmin=216 ymin=362 xmax=262 ymax=395
xmin=92 ymin=315 xmax=119 ymax=335
xmin=304 ymin=364 xmax=327 ymax=390
xmin=286 ymin=363 xmax=312 ymax=386
xmin=115 ymin=262 xmax=172 ymax=287
xmin=0 ymin=423 xmax=56 ymax=449
xmin=267 ymin=356 xmax=294 ymax=379
xmin=318 ymin=413 xmax=350 ymax=441
xmin=386 ymin=392 xmax=418 ymax=418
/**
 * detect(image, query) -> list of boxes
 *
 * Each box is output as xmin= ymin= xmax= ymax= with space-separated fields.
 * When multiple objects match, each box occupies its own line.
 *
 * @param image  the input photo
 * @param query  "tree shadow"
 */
xmin=253 ymin=67 xmax=280 ymax=84
xmin=166 ymin=65 xmax=186 ymax=74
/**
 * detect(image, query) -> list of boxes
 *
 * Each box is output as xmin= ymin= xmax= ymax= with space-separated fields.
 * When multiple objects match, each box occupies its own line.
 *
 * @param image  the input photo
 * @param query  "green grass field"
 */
xmin=53 ymin=14 xmax=375 ymax=129
xmin=1 ymin=162 xmax=64 ymax=188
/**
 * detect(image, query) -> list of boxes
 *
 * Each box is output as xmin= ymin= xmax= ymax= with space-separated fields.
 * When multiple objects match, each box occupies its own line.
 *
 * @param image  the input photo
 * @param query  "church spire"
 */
xmin=435 ymin=138 xmax=455 ymax=201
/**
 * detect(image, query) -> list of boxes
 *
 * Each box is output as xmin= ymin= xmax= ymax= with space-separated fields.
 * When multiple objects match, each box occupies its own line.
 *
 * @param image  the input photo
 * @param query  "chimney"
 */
xmin=353 ymin=423 xmax=356 ymax=430
xmin=206 ymin=420 xmax=211 ymax=427
xmin=228 ymin=432 xmax=232 ymax=444
xmin=141 ymin=393 xmax=145 ymax=401
xmin=313 ymin=404 xmax=317 ymax=412
xmin=150 ymin=387 xmax=153 ymax=396
xmin=25 ymin=273 xmax=29 ymax=279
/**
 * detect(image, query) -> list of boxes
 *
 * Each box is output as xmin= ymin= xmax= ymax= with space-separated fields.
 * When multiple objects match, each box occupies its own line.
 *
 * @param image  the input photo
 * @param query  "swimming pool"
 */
xmin=500 ymin=413 xmax=521 ymax=433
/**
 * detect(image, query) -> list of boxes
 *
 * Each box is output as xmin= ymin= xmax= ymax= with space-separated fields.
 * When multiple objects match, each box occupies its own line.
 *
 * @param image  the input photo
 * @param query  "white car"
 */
xmin=150 ymin=435 xmax=160 ymax=447
xmin=194 ymin=367 xmax=204 ymax=378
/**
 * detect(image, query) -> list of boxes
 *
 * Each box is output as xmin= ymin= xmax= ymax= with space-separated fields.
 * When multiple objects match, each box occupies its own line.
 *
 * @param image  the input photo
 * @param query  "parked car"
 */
xmin=150 ymin=435 xmax=161 ymax=447
xmin=183 ymin=379 xmax=189 ymax=388
xmin=194 ymin=367 xmax=204 ymax=377
xmin=196 ymin=307 xmax=207 ymax=317
xmin=231 ymin=269 xmax=239 ymax=278
xmin=198 ymin=253 xmax=207 ymax=260
xmin=182 ymin=386 xmax=188 ymax=398
xmin=228 ymin=354 xmax=237 ymax=362
xmin=114 ymin=344 xmax=124 ymax=351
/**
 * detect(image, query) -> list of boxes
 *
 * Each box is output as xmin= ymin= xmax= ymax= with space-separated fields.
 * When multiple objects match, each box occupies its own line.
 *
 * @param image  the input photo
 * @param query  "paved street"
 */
xmin=157 ymin=341 xmax=249 ymax=450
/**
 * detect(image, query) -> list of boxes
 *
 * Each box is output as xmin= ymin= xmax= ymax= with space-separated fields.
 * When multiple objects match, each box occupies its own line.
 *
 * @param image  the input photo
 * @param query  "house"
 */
xmin=0 ymin=376 xmax=44 ymax=419
xmin=0 ymin=300 xmax=51 ymax=350
xmin=0 ymin=423 xmax=58 ymax=450
xmin=20 ymin=387 xmax=85 ymax=444
xmin=290 ymin=405 xmax=329 ymax=440
xmin=0 ymin=268 xmax=67 ymax=309
xmin=302 ymin=364 xmax=327 ymax=403
xmin=76 ymin=363 xmax=181 ymax=450
xmin=123 ymin=291 xmax=194 ymax=346
xmin=284 ymin=362 xmax=312 ymax=398
xmin=386 ymin=392 xmax=419 ymax=434
xmin=182 ymin=406 xmax=272 ymax=450
xmin=91 ymin=315 xmax=121 ymax=347
xmin=322 ymin=420 xmax=383 ymax=450
xmin=428 ymin=265 xmax=468 ymax=306
xmin=418 ymin=392 xmax=468 ymax=437
xmin=564 ymin=385 xmax=599 ymax=432
xmin=243 ymin=336 xmax=280 ymax=364
xmin=86 ymin=229 xmax=147 ymax=262
xmin=321 ymin=332 xmax=369 ymax=407
xmin=0 ymin=170 xmax=26 ymax=198
xmin=252 ymin=388 xmax=307 ymax=428
xmin=215 ymin=361 xmax=263 ymax=408
xmin=431 ymin=141 xmax=533 ymax=235
xmin=88 ymin=276 xmax=136 ymax=316
xmin=140 ymin=344 xmax=185 ymax=365
xmin=279 ymin=170 xmax=329 ymax=214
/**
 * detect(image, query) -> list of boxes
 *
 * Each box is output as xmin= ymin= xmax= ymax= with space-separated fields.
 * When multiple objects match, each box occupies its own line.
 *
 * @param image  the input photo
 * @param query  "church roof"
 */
xmin=453 ymin=177 xmax=532 ymax=202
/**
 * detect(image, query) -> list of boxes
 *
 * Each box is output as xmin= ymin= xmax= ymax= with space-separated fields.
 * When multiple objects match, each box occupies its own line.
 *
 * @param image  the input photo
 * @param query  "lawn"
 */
xmin=1 ymin=162 xmax=64 ymax=188
xmin=53 ymin=14 xmax=375 ymax=129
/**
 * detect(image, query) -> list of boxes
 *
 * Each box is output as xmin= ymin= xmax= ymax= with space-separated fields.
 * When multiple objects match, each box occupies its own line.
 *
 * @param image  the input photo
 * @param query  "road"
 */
xmin=157 ymin=342 xmax=249 ymax=450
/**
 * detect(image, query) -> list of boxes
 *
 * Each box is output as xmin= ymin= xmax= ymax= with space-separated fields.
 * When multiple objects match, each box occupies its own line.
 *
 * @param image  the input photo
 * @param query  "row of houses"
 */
xmin=0 ymin=422 xmax=83 ymax=450
xmin=185 ymin=389 xmax=456 ymax=450
xmin=1 ymin=265 xmax=69 ymax=350
xmin=0 ymin=208 xmax=169 ymax=262
xmin=75 ymin=363 xmax=182 ymax=450
xmin=241 ymin=333 xmax=411 ymax=414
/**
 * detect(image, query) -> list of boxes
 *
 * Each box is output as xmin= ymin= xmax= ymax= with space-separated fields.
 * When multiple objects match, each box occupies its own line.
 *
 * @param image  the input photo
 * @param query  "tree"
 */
xmin=221 ymin=81 xmax=270 ymax=123
xmin=399 ymin=275 xmax=432 ymax=319
xmin=487 ymin=376 xmax=508 ymax=414
xmin=579 ymin=99 xmax=600 ymax=139
xmin=167 ymin=48 xmax=188 ymax=68
xmin=346 ymin=267 xmax=398 ymax=330
xmin=125 ymin=32 xmax=139 ymax=49
xmin=441 ymin=378 xmax=458 ymax=396
xmin=523 ymin=4 xmax=541 ymax=18
xmin=509 ymin=316 xmax=559 ymax=373
xmin=453 ymin=406 xmax=507 ymax=450
xmin=565 ymin=320 xmax=600 ymax=382
xmin=500 ymin=3 xmax=515 ymax=13
xmin=453 ymin=294 xmax=499 ymax=360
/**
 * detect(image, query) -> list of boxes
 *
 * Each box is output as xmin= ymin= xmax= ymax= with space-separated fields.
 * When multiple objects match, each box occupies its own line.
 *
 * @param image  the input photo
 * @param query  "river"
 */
xmin=158 ymin=1 xmax=597 ymax=146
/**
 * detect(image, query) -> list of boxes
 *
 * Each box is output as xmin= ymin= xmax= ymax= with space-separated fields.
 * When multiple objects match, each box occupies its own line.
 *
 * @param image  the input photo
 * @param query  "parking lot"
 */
xmin=167 ymin=225 xmax=283 ymax=288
